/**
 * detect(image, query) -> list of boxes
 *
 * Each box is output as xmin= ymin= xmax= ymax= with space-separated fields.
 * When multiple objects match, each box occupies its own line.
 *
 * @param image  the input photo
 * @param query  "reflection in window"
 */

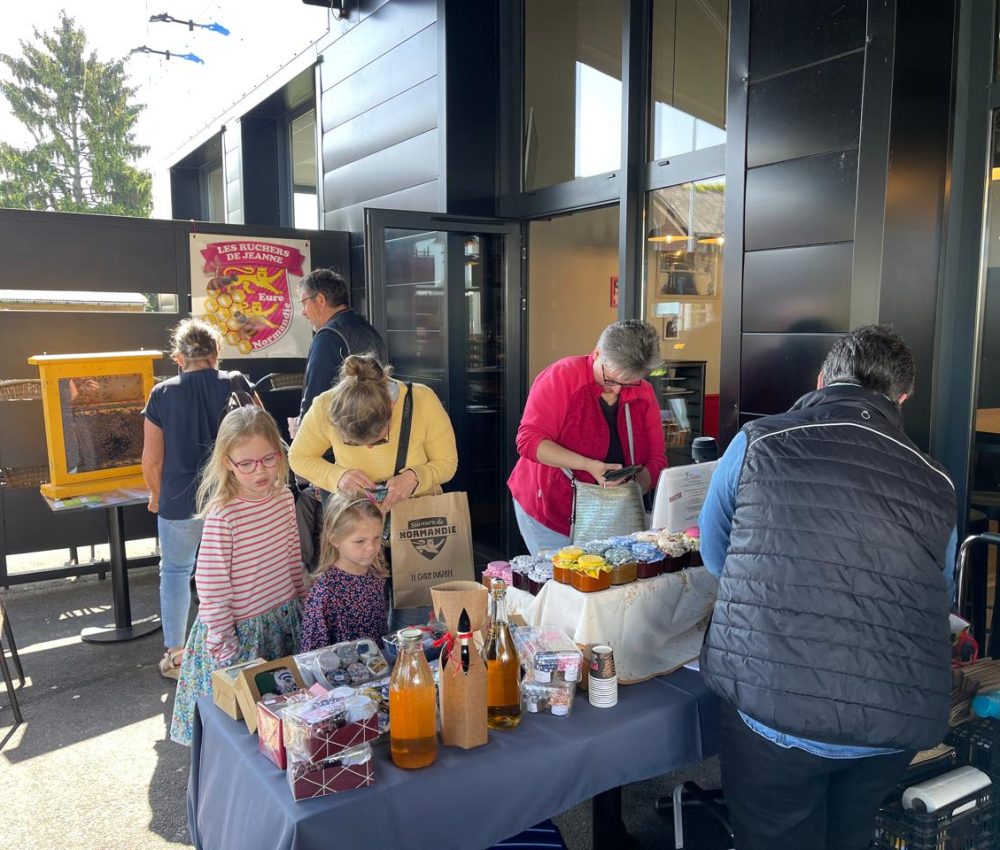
xmin=649 ymin=0 xmax=728 ymax=160
xmin=643 ymin=180 xmax=725 ymax=460
xmin=290 ymin=109 xmax=318 ymax=229
xmin=205 ymin=162 xmax=225 ymax=222
xmin=576 ymin=63 xmax=622 ymax=179
xmin=524 ymin=0 xmax=623 ymax=189
xmin=972 ymin=114 xmax=1000 ymax=497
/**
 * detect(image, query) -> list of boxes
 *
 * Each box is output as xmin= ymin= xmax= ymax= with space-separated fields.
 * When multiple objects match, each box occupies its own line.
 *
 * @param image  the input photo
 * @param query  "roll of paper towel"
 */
xmin=901 ymin=766 xmax=991 ymax=813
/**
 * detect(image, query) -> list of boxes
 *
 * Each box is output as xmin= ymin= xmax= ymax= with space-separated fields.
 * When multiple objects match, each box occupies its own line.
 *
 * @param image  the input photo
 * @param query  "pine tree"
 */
xmin=0 ymin=11 xmax=151 ymax=216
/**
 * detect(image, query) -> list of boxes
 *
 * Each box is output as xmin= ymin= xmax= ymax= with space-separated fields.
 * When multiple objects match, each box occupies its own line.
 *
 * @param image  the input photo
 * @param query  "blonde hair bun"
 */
xmin=342 ymin=354 xmax=388 ymax=383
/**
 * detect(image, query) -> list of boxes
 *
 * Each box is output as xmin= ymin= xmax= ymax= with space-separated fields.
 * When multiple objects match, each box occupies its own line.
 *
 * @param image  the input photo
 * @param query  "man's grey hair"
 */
xmin=820 ymin=324 xmax=915 ymax=400
xmin=301 ymin=268 xmax=349 ymax=308
xmin=597 ymin=320 xmax=662 ymax=378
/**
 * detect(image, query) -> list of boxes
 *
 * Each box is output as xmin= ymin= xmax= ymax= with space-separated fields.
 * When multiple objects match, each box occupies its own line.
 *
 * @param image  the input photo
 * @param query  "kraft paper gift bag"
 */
xmin=389 ymin=492 xmax=475 ymax=609
xmin=430 ymin=581 xmax=489 ymax=749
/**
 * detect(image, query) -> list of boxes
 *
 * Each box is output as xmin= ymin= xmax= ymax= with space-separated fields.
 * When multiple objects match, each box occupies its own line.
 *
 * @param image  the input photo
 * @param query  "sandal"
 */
xmin=158 ymin=649 xmax=184 ymax=680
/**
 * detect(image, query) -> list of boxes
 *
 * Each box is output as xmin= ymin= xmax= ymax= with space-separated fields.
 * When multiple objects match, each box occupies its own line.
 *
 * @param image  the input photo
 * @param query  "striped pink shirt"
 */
xmin=196 ymin=488 xmax=305 ymax=659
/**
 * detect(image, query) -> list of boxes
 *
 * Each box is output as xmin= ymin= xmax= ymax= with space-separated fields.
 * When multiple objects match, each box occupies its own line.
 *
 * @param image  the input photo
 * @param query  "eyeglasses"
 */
xmin=298 ymin=293 xmax=318 ymax=307
xmin=600 ymin=364 xmax=643 ymax=389
xmin=228 ymin=452 xmax=281 ymax=474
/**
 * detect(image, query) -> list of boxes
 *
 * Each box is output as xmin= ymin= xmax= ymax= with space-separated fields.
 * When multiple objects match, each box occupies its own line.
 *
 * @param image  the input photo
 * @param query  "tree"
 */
xmin=0 ymin=11 xmax=151 ymax=216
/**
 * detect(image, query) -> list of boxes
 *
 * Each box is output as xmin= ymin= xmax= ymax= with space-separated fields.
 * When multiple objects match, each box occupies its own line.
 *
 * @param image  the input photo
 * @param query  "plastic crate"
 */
xmin=873 ymin=786 xmax=996 ymax=850
xmin=946 ymin=718 xmax=1000 ymax=779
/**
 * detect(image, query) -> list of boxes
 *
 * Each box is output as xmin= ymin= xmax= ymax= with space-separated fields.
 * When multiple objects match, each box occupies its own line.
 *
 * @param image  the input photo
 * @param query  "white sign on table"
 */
xmin=650 ymin=460 xmax=719 ymax=531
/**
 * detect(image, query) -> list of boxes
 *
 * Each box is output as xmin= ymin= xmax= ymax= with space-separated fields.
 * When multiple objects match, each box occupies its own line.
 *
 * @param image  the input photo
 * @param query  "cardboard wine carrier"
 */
xmin=430 ymin=580 xmax=489 ymax=749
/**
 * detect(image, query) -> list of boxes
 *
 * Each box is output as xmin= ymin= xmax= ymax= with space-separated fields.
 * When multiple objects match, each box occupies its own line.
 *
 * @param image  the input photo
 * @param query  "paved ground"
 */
xmin=1 ymin=565 xmax=725 ymax=850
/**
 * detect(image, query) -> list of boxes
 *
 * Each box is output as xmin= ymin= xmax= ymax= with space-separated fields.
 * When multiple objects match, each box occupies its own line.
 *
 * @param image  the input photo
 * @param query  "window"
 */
xmin=643 ymin=179 xmax=725 ymax=461
xmin=524 ymin=0 xmax=624 ymax=189
xmin=290 ymin=109 xmax=318 ymax=229
xmin=649 ymin=0 xmax=728 ymax=161
xmin=204 ymin=162 xmax=225 ymax=222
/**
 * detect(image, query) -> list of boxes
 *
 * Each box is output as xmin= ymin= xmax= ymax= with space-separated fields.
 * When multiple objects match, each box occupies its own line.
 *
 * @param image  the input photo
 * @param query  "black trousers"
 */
xmin=719 ymin=701 xmax=915 ymax=850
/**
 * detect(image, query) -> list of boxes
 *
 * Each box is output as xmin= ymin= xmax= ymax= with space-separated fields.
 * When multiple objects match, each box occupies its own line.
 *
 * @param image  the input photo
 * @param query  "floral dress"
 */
xmin=169 ymin=599 xmax=302 ymax=746
xmin=299 ymin=567 xmax=388 ymax=652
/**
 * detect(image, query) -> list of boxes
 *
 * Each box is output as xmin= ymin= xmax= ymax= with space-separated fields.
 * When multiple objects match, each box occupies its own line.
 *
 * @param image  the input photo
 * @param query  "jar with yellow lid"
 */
xmin=570 ymin=555 xmax=611 ymax=593
xmin=553 ymin=547 xmax=584 ymax=584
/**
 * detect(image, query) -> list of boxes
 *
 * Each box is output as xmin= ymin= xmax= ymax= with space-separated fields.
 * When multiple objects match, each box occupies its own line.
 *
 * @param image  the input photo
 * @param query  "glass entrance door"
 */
xmin=365 ymin=210 xmax=523 ymax=561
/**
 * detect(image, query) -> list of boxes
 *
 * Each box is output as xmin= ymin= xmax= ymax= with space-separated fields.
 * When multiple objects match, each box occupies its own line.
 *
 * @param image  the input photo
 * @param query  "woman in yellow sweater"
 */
xmin=288 ymin=354 xmax=458 ymax=506
xmin=289 ymin=354 xmax=457 ymax=630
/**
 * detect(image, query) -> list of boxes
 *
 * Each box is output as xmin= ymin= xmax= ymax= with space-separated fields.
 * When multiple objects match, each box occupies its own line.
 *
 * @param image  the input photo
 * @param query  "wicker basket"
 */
xmin=0 ymin=379 xmax=42 ymax=401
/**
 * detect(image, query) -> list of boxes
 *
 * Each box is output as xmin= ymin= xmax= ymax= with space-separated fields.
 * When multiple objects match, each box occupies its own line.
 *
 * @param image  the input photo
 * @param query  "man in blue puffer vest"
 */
xmin=699 ymin=325 xmax=957 ymax=850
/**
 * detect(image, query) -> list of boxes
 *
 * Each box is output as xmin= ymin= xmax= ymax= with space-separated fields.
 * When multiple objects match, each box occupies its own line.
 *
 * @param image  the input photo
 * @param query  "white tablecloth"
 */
xmin=506 ymin=569 xmax=718 ymax=683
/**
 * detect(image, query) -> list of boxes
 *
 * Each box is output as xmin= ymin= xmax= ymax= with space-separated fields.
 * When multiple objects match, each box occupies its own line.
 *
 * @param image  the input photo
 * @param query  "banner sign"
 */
xmin=190 ymin=234 xmax=312 ymax=358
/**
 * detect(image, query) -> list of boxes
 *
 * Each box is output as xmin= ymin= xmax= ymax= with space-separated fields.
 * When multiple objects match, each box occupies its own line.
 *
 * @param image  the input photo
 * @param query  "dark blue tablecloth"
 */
xmin=187 ymin=668 xmax=719 ymax=850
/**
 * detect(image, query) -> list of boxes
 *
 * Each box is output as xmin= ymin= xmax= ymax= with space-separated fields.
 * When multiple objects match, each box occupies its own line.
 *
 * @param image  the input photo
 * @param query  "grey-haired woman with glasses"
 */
xmin=507 ymin=320 xmax=668 ymax=554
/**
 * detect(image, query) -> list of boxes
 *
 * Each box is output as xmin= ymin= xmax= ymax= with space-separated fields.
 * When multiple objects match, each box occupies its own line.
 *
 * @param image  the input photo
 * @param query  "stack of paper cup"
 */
xmin=588 ymin=645 xmax=618 ymax=708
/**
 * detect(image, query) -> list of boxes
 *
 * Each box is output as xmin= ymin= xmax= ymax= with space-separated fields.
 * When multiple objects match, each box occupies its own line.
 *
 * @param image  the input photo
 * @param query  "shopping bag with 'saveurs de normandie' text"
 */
xmin=389 ymin=491 xmax=475 ymax=609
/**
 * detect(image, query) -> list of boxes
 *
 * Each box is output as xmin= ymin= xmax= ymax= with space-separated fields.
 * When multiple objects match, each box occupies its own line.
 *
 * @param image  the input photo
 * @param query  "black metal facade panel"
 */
xmin=319 ymin=24 xmax=438 ymax=133
xmin=740 ymin=332 xmax=840 ymax=416
xmin=0 ymin=312 xmax=180 ymax=379
xmin=319 ymin=0 xmax=437 ymax=92
xmin=442 ymin=0 xmax=499 ymax=217
xmin=323 ymin=179 xmax=440 ymax=234
xmin=748 ymin=0 xmax=867 ymax=80
xmin=876 ymin=0 xmax=955 ymax=454
xmin=310 ymin=230 xmax=352 ymax=280
xmin=744 ymin=149 xmax=859 ymax=251
xmin=321 ymin=77 xmax=438 ymax=174
xmin=241 ymin=115 xmax=282 ymax=227
xmin=747 ymin=51 xmax=864 ymax=168
xmin=322 ymin=129 xmax=439 ymax=210
xmin=0 ymin=209 xmax=185 ymax=294
xmin=742 ymin=243 xmax=854 ymax=334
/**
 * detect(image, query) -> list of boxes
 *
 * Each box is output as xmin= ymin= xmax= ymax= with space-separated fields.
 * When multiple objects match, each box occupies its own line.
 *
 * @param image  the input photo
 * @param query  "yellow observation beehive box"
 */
xmin=28 ymin=351 xmax=162 ymax=498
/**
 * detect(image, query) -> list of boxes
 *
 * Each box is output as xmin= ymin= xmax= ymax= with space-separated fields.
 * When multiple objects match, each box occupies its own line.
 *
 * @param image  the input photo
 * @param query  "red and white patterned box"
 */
xmin=286 ymin=745 xmax=375 ymax=801
xmin=256 ymin=691 xmax=308 ymax=769
xmin=282 ymin=693 xmax=380 ymax=762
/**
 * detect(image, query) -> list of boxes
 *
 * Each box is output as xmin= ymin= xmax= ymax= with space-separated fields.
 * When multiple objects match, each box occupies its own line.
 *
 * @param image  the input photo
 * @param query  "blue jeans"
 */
xmin=158 ymin=516 xmax=204 ymax=649
xmin=512 ymin=499 xmax=572 ymax=556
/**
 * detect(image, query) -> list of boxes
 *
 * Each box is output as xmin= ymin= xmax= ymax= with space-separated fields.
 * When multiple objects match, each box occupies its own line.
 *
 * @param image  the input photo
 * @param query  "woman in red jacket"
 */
xmin=508 ymin=320 xmax=668 ymax=554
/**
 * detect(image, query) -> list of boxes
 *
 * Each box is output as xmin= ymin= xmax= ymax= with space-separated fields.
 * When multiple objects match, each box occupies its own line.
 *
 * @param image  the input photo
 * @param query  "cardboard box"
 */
xmin=286 ymin=745 xmax=375 ymax=801
xmin=234 ymin=656 xmax=307 ymax=733
xmin=257 ymin=690 xmax=309 ymax=769
xmin=282 ymin=694 xmax=380 ymax=762
xmin=211 ymin=658 xmax=267 ymax=721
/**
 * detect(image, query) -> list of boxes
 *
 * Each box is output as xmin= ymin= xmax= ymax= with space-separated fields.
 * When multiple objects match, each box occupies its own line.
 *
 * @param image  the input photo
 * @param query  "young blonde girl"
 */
xmin=169 ymin=406 xmax=306 ymax=746
xmin=299 ymin=492 xmax=388 ymax=652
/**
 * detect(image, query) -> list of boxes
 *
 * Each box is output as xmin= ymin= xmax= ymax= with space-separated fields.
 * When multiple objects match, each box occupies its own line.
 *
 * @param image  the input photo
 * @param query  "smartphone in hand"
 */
xmin=602 ymin=464 xmax=643 ymax=482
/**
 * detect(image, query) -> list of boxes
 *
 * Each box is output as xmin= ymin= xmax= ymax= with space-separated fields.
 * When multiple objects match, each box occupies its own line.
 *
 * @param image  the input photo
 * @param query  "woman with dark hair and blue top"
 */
xmin=142 ymin=318 xmax=255 ymax=679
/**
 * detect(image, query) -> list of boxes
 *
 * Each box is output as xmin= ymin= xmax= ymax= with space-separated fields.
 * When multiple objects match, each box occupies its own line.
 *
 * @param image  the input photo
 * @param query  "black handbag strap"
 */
xmin=393 ymin=382 xmax=414 ymax=475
